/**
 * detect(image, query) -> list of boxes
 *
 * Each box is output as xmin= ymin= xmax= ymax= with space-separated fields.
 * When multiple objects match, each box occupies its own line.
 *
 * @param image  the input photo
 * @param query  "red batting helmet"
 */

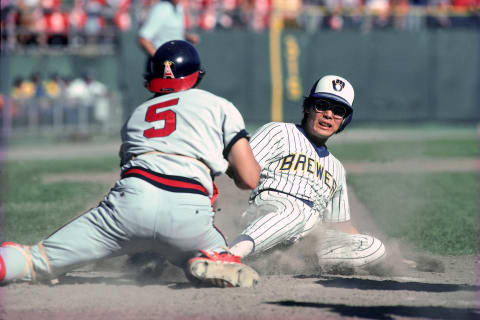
xmin=145 ymin=40 xmax=204 ymax=93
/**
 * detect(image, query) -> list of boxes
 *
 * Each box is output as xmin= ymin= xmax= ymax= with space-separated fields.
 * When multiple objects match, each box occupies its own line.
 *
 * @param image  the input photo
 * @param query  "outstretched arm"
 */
xmin=227 ymin=137 xmax=260 ymax=190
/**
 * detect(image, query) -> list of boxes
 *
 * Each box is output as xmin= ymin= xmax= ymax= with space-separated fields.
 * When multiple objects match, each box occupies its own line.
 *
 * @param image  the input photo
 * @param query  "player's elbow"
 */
xmin=248 ymin=162 xmax=261 ymax=188
xmin=235 ymin=179 xmax=257 ymax=190
xmin=235 ymin=162 xmax=260 ymax=190
xmin=227 ymin=137 xmax=260 ymax=190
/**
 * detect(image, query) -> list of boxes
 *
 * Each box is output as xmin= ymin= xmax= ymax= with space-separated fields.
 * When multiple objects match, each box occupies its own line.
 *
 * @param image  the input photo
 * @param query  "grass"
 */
xmin=1 ymin=128 xmax=479 ymax=255
xmin=348 ymin=172 xmax=479 ymax=255
xmin=328 ymin=138 xmax=480 ymax=162
xmin=327 ymin=132 xmax=479 ymax=255
xmin=3 ymin=157 xmax=119 ymax=244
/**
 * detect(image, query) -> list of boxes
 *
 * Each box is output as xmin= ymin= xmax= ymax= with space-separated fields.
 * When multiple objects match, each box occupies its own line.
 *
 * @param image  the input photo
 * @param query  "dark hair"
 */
xmin=301 ymin=96 xmax=316 ymax=126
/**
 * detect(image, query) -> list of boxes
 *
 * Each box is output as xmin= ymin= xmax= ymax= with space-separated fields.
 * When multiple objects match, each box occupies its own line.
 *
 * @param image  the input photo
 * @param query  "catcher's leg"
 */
xmin=0 ymin=181 xmax=137 ymax=285
xmin=316 ymin=228 xmax=386 ymax=270
xmin=0 ymin=209 xmax=123 ymax=284
xmin=0 ymin=242 xmax=37 ymax=284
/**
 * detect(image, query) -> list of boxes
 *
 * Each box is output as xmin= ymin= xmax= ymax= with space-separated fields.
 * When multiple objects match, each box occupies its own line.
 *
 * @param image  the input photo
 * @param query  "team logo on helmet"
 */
xmin=163 ymin=61 xmax=175 ymax=79
xmin=332 ymin=79 xmax=345 ymax=92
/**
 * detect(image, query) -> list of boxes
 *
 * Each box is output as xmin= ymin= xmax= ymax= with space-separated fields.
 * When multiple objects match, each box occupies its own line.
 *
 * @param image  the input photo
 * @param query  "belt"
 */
xmin=121 ymin=166 xmax=209 ymax=197
xmin=258 ymin=188 xmax=314 ymax=208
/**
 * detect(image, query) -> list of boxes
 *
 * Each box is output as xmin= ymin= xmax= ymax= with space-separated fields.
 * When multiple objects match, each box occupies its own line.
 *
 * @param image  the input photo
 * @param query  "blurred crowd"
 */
xmin=1 ymin=71 xmax=121 ymax=132
xmin=1 ymin=0 xmax=130 ymax=50
xmin=1 ymin=0 xmax=480 ymax=51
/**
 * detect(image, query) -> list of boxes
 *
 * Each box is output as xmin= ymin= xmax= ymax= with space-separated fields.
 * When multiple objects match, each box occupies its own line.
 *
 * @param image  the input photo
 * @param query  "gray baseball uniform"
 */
xmin=0 ymin=88 xmax=248 ymax=283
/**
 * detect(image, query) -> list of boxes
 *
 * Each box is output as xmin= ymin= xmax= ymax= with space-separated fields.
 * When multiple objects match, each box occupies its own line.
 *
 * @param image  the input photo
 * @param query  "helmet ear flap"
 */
xmin=337 ymin=113 xmax=352 ymax=133
xmin=193 ymin=69 xmax=205 ymax=88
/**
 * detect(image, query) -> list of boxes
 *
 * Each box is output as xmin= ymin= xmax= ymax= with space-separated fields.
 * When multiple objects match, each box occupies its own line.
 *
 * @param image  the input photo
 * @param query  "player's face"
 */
xmin=304 ymin=101 xmax=345 ymax=144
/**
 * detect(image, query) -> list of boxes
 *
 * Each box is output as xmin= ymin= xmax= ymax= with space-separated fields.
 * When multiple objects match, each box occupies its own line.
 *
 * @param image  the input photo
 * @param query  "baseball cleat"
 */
xmin=187 ymin=250 xmax=259 ymax=288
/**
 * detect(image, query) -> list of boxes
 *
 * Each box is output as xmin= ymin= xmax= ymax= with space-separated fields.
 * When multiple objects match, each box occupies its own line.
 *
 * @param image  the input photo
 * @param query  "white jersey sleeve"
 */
xmin=119 ymin=88 xmax=247 ymax=196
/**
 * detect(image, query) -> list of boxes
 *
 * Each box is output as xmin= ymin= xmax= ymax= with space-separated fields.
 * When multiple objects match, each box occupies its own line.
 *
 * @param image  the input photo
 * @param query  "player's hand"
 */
xmin=186 ymin=32 xmax=199 ymax=45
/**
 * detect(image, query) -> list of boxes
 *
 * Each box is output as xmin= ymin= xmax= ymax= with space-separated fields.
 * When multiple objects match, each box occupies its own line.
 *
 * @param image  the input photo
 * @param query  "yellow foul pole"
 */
xmin=269 ymin=0 xmax=284 ymax=122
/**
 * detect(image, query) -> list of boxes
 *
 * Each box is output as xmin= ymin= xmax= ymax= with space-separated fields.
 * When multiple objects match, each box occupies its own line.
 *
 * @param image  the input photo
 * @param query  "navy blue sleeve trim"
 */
xmin=228 ymin=234 xmax=255 ymax=252
xmin=223 ymin=129 xmax=249 ymax=159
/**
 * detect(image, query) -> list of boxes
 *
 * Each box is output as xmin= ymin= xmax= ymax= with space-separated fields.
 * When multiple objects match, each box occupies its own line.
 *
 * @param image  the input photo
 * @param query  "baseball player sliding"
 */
xmin=0 ymin=40 xmax=261 ymax=288
xmin=229 ymin=75 xmax=386 ymax=271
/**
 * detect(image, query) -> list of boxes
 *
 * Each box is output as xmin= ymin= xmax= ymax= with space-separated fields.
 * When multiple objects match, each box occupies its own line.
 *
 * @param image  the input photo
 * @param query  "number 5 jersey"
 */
xmin=119 ymin=88 xmax=248 ymax=198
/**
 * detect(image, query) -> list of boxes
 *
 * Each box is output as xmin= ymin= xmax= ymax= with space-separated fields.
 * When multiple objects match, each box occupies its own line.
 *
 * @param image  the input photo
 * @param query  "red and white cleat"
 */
xmin=186 ymin=250 xmax=259 ymax=288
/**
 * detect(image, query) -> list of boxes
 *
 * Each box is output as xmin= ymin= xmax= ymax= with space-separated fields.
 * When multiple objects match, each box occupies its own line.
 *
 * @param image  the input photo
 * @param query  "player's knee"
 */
xmin=0 ymin=242 xmax=34 ymax=284
xmin=241 ymin=203 xmax=278 ymax=223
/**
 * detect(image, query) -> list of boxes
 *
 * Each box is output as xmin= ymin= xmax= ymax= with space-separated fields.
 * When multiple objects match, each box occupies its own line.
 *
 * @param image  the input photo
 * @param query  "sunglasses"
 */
xmin=311 ymin=99 xmax=348 ymax=119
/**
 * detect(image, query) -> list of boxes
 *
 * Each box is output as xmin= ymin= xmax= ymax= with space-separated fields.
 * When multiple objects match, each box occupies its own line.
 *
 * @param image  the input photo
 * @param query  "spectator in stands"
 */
xmin=69 ymin=0 xmax=88 ymax=46
xmin=15 ymin=0 xmax=46 ymax=47
xmin=28 ymin=72 xmax=52 ymax=124
xmin=10 ymin=72 xmax=47 ymax=126
xmin=196 ymin=0 xmax=217 ymax=30
xmin=112 ymin=0 xmax=132 ymax=31
xmin=324 ymin=0 xmax=346 ymax=30
xmin=42 ymin=4 xmax=70 ymax=47
xmin=83 ymin=71 xmax=110 ymax=127
xmin=362 ymin=0 xmax=392 ymax=31
xmin=64 ymin=74 xmax=89 ymax=125
xmin=44 ymin=73 xmax=63 ymax=99
xmin=247 ymin=0 xmax=271 ymax=32
xmin=1 ymin=0 xmax=16 ymax=49
xmin=10 ymin=77 xmax=30 ymax=125
xmin=214 ymin=0 xmax=247 ymax=30
xmin=84 ymin=0 xmax=107 ymax=45
xmin=450 ymin=0 xmax=480 ymax=28
xmin=11 ymin=77 xmax=32 ymax=100
xmin=30 ymin=72 xmax=47 ymax=98
xmin=42 ymin=72 xmax=65 ymax=127
xmin=300 ymin=0 xmax=326 ymax=33
xmin=281 ymin=0 xmax=303 ymax=28
xmin=426 ymin=0 xmax=451 ymax=28
xmin=391 ymin=0 xmax=423 ymax=30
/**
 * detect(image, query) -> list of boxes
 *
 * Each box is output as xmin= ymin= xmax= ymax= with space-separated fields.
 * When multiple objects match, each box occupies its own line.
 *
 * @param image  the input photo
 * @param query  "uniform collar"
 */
xmin=296 ymin=125 xmax=330 ymax=158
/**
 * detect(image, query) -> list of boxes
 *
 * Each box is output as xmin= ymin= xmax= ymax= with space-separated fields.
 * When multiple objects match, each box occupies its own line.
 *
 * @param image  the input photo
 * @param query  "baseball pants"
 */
xmin=236 ymin=191 xmax=386 ymax=268
xmin=1 ymin=176 xmax=227 ymax=282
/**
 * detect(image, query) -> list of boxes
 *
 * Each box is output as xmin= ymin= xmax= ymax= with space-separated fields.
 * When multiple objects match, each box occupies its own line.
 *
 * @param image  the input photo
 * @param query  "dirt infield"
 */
xmin=1 ymin=141 xmax=479 ymax=320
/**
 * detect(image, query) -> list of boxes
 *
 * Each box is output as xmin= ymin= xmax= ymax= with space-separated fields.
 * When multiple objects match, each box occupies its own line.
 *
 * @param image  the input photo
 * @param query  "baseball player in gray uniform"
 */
xmin=229 ymin=75 xmax=386 ymax=271
xmin=0 ymin=40 xmax=260 ymax=288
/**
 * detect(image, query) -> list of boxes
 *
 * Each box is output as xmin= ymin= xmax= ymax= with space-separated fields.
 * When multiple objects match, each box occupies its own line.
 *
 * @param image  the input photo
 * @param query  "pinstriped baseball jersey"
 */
xmin=249 ymin=122 xmax=350 ymax=223
xmin=120 ymin=88 xmax=247 ymax=197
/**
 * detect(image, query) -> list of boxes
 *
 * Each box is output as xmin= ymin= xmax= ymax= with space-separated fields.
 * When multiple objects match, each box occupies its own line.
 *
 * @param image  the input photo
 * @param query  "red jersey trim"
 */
xmin=122 ymin=167 xmax=208 ymax=196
